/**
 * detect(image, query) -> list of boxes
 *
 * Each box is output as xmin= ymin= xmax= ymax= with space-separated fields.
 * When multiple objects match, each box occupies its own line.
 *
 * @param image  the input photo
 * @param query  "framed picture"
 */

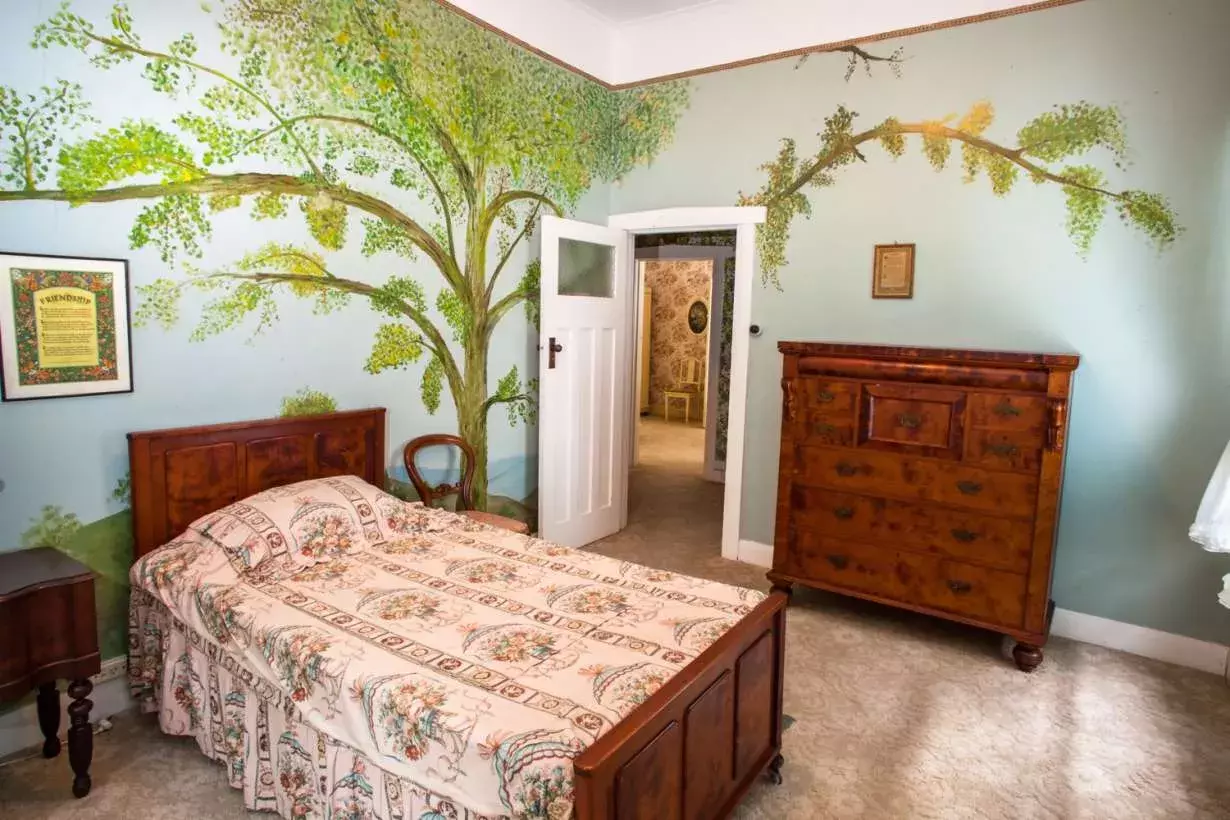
xmin=872 ymin=243 xmax=916 ymax=299
xmin=687 ymin=299 xmax=709 ymax=334
xmin=0 ymin=252 xmax=133 ymax=401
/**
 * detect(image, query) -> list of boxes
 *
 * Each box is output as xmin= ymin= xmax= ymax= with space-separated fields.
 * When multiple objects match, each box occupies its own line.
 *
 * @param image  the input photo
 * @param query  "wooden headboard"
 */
xmin=128 ymin=408 xmax=387 ymax=561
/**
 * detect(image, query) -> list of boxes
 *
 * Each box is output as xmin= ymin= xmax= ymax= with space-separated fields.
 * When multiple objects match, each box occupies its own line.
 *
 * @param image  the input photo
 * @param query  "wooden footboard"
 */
xmin=573 ymin=591 xmax=788 ymax=820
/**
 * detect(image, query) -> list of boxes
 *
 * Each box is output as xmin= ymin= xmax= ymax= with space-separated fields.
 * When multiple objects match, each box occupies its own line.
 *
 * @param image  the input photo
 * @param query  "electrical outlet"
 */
xmin=91 ymin=656 xmax=127 ymax=685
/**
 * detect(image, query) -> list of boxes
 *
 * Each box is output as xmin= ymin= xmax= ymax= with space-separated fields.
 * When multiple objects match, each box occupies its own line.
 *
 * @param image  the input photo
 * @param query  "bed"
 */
xmin=126 ymin=408 xmax=787 ymax=819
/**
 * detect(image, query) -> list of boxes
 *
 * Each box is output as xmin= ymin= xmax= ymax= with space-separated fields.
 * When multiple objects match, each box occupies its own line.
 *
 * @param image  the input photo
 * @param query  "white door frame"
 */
xmin=608 ymin=207 xmax=765 ymax=563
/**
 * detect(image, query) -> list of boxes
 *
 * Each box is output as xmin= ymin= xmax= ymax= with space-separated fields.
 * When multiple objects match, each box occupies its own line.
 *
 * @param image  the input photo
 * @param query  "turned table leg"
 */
xmin=1012 ymin=642 xmax=1044 ymax=673
xmin=67 ymin=678 xmax=93 ymax=798
xmin=36 ymin=682 xmax=61 ymax=758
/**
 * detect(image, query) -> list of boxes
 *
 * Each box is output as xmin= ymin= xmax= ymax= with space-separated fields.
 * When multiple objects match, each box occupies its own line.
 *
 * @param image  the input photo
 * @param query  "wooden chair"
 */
xmin=402 ymin=434 xmax=530 ymax=535
xmin=663 ymin=356 xmax=705 ymax=424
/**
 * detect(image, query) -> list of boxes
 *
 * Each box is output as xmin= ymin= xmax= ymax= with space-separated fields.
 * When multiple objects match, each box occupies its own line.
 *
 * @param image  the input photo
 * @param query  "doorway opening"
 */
xmin=624 ymin=231 xmax=736 ymax=560
xmin=537 ymin=208 xmax=763 ymax=560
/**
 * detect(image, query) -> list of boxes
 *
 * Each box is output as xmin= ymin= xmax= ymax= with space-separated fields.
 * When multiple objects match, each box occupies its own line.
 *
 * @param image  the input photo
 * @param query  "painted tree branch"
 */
xmin=484 ymin=203 xmax=542 ymax=307
xmin=486 ymin=288 xmax=526 ymax=329
xmin=350 ymin=4 xmax=477 ymax=201
xmin=746 ymin=102 xmax=1180 ymax=285
xmin=772 ymin=122 xmax=1120 ymax=205
xmin=246 ymin=112 xmax=461 ymax=264
xmin=73 ymin=29 xmax=324 ymax=179
xmin=480 ymin=190 xmax=560 ymax=245
xmin=0 ymin=173 xmax=460 ymax=291
xmin=201 ymin=269 xmax=462 ymax=393
xmin=482 ymin=392 xmax=532 ymax=412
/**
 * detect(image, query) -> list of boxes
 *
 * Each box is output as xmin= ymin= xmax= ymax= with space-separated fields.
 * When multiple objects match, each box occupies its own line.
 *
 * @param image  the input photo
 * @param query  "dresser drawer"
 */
xmin=798 ymin=378 xmax=857 ymax=415
xmin=796 ymin=413 xmax=856 ymax=447
xmin=968 ymin=393 xmax=1048 ymax=431
xmin=780 ymin=534 xmax=1026 ymax=629
xmin=966 ymin=429 xmax=1042 ymax=473
xmin=858 ymin=383 xmax=966 ymax=459
xmin=797 ymin=447 xmax=1038 ymax=518
xmin=791 ymin=487 xmax=1033 ymax=573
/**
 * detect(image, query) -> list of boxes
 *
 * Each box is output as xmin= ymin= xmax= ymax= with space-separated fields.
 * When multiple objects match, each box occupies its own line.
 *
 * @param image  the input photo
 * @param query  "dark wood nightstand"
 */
xmin=0 ymin=547 xmax=101 ymax=798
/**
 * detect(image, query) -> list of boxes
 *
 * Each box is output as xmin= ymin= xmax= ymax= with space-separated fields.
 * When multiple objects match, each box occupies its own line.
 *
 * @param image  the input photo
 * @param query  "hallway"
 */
xmin=589 ymin=417 xmax=741 ymax=581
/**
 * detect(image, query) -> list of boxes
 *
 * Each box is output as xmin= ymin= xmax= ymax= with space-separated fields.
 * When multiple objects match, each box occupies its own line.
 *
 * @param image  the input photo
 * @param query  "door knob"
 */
xmin=548 ymin=337 xmax=563 ymax=369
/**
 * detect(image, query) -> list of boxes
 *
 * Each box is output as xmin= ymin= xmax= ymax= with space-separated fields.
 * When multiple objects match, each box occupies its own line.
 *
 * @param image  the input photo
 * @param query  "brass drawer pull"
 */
xmin=950 ymin=528 xmax=977 ymax=543
xmin=835 ymin=462 xmax=858 ymax=477
xmin=896 ymin=412 xmax=923 ymax=429
xmin=817 ymin=389 xmax=836 ymax=403
xmin=813 ymin=422 xmax=837 ymax=435
xmin=826 ymin=554 xmax=849 ymax=570
xmin=956 ymin=480 xmax=983 ymax=495
xmin=833 ymin=506 xmax=855 ymax=520
xmin=946 ymin=579 xmax=973 ymax=594
xmin=986 ymin=442 xmax=1019 ymax=457
xmin=992 ymin=400 xmax=1021 ymax=418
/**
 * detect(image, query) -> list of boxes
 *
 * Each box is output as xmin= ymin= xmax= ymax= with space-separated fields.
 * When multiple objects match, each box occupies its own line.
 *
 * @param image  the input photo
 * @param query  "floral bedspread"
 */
xmin=130 ymin=503 xmax=764 ymax=819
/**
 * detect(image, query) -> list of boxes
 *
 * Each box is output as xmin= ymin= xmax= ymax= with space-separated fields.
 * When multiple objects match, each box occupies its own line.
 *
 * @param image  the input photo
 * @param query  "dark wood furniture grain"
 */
xmin=128 ymin=410 xmax=787 ymax=819
xmin=129 ymin=408 xmax=387 ymax=561
xmin=0 ymin=547 xmax=101 ymax=797
xmin=403 ymin=433 xmax=532 ymax=535
xmin=768 ymin=342 xmax=1078 ymax=671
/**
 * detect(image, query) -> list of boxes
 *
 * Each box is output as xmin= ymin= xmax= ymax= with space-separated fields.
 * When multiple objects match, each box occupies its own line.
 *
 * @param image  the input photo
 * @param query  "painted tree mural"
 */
xmin=0 ymin=0 xmax=686 ymax=506
xmin=743 ymin=48 xmax=1181 ymax=286
xmin=0 ymin=0 xmax=1179 ymax=514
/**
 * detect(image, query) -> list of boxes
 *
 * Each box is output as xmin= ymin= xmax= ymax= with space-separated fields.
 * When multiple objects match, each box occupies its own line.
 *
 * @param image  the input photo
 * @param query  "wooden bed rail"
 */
xmin=572 ymin=590 xmax=788 ymax=820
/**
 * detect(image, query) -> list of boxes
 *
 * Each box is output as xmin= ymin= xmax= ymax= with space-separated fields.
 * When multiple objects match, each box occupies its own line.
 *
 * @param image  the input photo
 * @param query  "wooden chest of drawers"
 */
xmin=767 ymin=342 xmax=1078 ymax=671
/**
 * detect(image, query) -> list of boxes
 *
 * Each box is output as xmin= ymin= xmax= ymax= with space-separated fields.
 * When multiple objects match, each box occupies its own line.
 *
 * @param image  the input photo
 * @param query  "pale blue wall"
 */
xmin=0 ymin=0 xmax=608 ymax=547
xmin=612 ymin=0 xmax=1230 ymax=643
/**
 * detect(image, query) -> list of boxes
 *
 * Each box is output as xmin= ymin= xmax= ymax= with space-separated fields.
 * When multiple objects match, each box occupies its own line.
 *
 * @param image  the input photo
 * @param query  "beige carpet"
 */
xmin=3 ymin=418 xmax=1229 ymax=818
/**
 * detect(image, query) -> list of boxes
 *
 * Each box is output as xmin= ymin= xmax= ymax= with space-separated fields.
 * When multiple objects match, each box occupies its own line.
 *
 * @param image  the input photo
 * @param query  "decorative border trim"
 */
xmin=432 ymin=1 xmax=609 ymax=86
xmin=433 ymin=0 xmax=1087 ymax=89
xmin=734 ymin=539 xmax=1230 ymax=680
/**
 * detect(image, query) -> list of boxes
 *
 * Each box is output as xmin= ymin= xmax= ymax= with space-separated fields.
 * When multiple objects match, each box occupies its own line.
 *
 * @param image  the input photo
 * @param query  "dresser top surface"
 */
xmin=0 ymin=547 xmax=93 ymax=599
xmin=778 ymin=341 xmax=1079 ymax=370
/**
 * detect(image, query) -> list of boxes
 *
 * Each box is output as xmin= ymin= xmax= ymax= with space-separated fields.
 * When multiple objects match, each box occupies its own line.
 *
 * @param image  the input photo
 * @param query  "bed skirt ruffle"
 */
xmin=128 ymin=589 xmax=505 ymax=820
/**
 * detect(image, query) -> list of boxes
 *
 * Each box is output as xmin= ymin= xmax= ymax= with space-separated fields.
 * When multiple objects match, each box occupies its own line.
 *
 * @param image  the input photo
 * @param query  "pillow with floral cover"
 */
xmin=188 ymin=475 xmax=424 ymax=573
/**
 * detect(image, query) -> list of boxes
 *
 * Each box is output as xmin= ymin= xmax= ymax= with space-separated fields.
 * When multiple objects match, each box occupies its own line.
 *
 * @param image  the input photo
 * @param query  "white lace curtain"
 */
xmin=1189 ymin=440 xmax=1230 ymax=609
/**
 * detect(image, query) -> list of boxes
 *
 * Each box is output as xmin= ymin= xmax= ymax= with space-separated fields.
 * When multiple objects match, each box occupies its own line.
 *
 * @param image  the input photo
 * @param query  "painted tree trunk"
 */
xmin=458 ymin=344 xmax=490 ymax=511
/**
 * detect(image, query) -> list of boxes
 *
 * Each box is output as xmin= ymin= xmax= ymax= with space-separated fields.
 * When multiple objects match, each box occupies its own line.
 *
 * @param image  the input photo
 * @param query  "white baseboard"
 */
xmin=1051 ymin=608 xmax=1230 ymax=678
xmin=0 ymin=661 xmax=133 ymax=760
xmin=737 ymin=539 xmax=773 ymax=568
xmin=734 ymin=539 xmax=1229 ymax=680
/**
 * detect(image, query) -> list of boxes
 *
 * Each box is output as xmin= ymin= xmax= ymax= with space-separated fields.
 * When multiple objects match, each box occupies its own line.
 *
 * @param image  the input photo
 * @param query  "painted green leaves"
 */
xmin=747 ymin=94 xmax=1181 ymax=287
xmin=280 ymin=387 xmax=338 ymax=417
xmin=365 ymin=324 xmax=426 ymax=374
xmin=0 ymin=81 xmax=92 ymax=190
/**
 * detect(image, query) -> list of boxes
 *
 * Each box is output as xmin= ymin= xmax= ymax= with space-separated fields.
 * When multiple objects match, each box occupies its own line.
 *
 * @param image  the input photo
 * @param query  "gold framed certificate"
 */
xmin=872 ymin=243 xmax=916 ymax=299
xmin=0 ymin=252 xmax=132 ymax=401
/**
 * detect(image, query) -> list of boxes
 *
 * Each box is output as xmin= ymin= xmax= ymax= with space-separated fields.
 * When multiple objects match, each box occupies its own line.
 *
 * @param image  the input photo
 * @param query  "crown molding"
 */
xmin=435 ymin=0 xmax=1087 ymax=89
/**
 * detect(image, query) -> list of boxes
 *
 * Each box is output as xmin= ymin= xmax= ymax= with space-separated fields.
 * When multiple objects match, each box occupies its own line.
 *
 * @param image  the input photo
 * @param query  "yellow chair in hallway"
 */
xmin=663 ymin=357 xmax=704 ymax=424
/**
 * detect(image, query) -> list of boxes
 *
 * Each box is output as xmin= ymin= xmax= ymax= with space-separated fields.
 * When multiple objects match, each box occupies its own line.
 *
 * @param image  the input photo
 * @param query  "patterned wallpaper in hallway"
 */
xmin=645 ymin=260 xmax=712 ymax=415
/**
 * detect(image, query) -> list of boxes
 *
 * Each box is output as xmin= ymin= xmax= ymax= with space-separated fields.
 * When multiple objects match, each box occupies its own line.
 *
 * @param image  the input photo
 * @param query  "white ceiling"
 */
xmin=570 ymin=0 xmax=717 ymax=23
xmin=444 ymin=0 xmax=1072 ymax=85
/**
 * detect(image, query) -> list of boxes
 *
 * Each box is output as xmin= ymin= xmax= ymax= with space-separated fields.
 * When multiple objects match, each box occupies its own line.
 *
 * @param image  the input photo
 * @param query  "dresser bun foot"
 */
xmin=765 ymin=573 xmax=794 ymax=598
xmin=1012 ymin=642 xmax=1044 ymax=672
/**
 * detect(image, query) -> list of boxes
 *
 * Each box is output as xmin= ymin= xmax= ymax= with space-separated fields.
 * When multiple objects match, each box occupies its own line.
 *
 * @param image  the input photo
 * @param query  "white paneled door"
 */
xmin=538 ymin=215 xmax=630 ymax=547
